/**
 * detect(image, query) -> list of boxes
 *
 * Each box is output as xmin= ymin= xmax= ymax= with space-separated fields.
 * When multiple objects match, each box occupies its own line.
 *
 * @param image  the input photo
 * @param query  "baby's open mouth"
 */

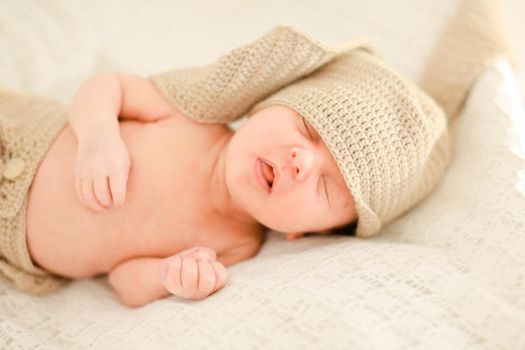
xmin=261 ymin=159 xmax=275 ymax=191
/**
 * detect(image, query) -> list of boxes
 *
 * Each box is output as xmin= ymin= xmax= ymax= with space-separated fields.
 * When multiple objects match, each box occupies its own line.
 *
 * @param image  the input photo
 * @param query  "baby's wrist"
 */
xmin=76 ymin=129 xmax=122 ymax=148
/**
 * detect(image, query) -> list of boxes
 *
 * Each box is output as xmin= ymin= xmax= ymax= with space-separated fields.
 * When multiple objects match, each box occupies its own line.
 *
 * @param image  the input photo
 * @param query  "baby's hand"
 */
xmin=75 ymin=137 xmax=131 ymax=212
xmin=159 ymin=247 xmax=228 ymax=300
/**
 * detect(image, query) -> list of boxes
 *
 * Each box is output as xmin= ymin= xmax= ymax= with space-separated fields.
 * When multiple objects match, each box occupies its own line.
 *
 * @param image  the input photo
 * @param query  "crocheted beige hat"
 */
xmin=150 ymin=4 xmax=511 ymax=237
xmin=151 ymin=26 xmax=451 ymax=237
xmin=251 ymin=50 xmax=451 ymax=237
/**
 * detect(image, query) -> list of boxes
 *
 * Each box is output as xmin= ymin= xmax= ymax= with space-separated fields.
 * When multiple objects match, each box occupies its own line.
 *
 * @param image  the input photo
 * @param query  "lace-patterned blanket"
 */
xmin=1 ymin=1 xmax=524 ymax=349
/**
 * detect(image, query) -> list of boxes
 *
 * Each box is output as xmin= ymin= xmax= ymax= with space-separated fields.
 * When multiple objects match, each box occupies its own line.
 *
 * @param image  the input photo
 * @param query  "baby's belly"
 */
xmin=25 ymin=117 xmax=216 ymax=278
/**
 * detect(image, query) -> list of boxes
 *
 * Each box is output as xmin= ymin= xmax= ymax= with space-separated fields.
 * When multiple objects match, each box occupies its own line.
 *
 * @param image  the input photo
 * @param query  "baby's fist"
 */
xmin=159 ymin=247 xmax=228 ymax=300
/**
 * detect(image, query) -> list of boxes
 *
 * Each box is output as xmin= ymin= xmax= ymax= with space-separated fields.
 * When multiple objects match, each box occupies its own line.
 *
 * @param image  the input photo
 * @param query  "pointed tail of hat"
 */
xmin=420 ymin=0 xmax=516 ymax=121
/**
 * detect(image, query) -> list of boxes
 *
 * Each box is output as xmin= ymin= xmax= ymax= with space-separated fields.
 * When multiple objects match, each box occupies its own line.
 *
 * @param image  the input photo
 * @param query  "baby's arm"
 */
xmin=108 ymin=244 xmax=260 ymax=307
xmin=69 ymin=73 xmax=176 ymax=141
xmin=69 ymin=73 xmax=177 ymax=210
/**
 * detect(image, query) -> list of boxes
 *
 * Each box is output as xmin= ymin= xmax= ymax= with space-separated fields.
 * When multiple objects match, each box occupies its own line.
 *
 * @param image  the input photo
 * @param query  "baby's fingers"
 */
xmin=161 ymin=255 xmax=182 ymax=294
xmin=109 ymin=171 xmax=128 ymax=206
xmin=181 ymin=257 xmax=198 ymax=291
xmin=197 ymin=260 xmax=216 ymax=296
xmin=210 ymin=261 xmax=228 ymax=291
xmin=178 ymin=246 xmax=217 ymax=262
xmin=81 ymin=179 xmax=106 ymax=212
xmin=160 ymin=256 xmax=221 ymax=300
xmin=94 ymin=177 xmax=112 ymax=207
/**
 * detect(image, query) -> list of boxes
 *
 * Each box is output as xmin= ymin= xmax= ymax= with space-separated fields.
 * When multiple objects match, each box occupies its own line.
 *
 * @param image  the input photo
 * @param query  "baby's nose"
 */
xmin=289 ymin=147 xmax=314 ymax=181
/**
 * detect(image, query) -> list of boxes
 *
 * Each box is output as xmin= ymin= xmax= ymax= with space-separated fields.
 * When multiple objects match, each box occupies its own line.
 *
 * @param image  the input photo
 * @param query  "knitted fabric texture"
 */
xmin=149 ymin=26 xmax=369 ymax=124
xmin=420 ymin=0 xmax=515 ymax=120
xmin=150 ymin=26 xmax=451 ymax=237
xmin=150 ymin=12 xmax=512 ymax=237
xmin=0 ymin=87 xmax=68 ymax=293
xmin=252 ymin=51 xmax=451 ymax=236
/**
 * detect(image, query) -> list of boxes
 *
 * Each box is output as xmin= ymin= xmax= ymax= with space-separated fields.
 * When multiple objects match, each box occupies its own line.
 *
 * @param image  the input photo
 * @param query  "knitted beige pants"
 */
xmin=0 ymin=88 xmax=68 ymax=293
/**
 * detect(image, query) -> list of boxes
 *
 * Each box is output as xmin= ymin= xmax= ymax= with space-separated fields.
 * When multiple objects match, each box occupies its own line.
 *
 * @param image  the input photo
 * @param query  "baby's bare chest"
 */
xmin=27 ymin=116 xmax=244 ymax=277
xmin=117 ymin=118 xmax=243 ymax=251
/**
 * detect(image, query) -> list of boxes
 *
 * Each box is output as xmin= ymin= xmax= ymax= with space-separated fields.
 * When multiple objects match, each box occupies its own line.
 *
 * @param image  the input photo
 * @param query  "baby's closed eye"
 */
xmin=300 ymin=117 xmax=321 ymax=142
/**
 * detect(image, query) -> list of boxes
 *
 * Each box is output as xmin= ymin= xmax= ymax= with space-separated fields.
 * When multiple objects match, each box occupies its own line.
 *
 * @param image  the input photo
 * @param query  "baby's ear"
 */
xmin=286 ymin=232 xmax=305 ymax=241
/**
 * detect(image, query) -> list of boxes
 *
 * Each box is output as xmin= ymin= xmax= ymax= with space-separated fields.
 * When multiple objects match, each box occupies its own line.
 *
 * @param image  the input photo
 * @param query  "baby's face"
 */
xmin=225 ymin=105 xmax=357 ymax=237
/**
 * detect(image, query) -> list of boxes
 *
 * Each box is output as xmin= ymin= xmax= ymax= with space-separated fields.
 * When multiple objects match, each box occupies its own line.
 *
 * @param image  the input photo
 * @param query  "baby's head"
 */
xmin=225 ymin=50 xmax=451 ymax=239
xmin=225 ymin=104 xmax=358 ymax=239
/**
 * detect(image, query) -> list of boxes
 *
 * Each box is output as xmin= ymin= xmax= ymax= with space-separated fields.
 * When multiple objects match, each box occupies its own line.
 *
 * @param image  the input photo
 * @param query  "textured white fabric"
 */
xmin=1 ymin=1 xmax=525 ymax=349
xmin=0 ymin=61 xmax=523 ymax=349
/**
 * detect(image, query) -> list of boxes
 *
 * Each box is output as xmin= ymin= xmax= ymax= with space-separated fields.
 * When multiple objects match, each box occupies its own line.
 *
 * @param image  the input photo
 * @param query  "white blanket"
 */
xmin=1 ymin=1 xmax=524 ymax=349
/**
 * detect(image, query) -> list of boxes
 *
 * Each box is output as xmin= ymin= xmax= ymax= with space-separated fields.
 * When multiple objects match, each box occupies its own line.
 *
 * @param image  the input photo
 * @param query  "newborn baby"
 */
xmin=28 ymin=93 xmax=353 ymax=306
xmin=0 ymin=26 xmax=451 ymax=307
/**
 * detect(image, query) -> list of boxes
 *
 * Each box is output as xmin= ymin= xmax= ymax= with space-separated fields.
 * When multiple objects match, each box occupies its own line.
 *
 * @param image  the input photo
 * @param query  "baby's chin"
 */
xmin=255 ymin=214 xmax=307 ymax=234
xmin=249 ymin=212 xmax=282 ymax=232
